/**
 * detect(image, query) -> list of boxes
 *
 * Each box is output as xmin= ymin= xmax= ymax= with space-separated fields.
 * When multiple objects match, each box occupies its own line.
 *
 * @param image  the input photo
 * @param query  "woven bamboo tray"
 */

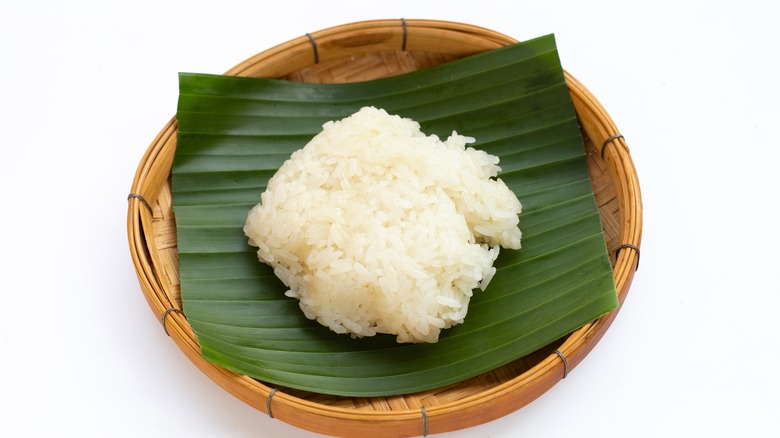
xmin=127 ymin=19 xmax=642 ymax=437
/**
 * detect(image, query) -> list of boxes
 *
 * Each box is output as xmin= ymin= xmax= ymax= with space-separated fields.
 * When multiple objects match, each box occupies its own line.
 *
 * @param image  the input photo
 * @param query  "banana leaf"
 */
xmin=172 ymin=34 xmax=617 ymax=396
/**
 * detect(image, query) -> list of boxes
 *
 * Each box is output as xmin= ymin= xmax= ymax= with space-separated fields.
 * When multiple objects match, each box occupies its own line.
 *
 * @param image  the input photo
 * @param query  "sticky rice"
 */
xmin=244 ymin=106 xmax=522 ymax=343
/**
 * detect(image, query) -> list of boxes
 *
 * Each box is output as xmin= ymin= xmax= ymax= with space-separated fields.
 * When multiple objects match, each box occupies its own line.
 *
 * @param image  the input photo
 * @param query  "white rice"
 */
xmin=244 ymin=106 xmax=522 ymax=343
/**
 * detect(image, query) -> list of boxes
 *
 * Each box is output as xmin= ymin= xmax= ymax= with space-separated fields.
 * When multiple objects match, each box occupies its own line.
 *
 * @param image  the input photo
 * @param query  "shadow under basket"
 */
xmin=127 ymin=19 xmax=643 ymax=438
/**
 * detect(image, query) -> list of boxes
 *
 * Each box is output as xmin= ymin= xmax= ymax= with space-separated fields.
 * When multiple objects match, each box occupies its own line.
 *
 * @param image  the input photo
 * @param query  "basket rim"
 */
xmin=127 ymin=18 xmax=642 ymax=437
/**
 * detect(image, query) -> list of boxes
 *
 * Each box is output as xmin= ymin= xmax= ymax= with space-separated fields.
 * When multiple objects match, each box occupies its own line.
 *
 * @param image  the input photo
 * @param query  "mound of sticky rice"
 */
xmin=244 ymin=106 xmax=522 ymax=343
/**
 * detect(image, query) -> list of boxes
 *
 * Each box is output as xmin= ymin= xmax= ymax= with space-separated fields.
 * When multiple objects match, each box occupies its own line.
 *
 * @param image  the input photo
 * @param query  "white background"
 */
xmin=2 ymin=1 xmax=779 ymax=437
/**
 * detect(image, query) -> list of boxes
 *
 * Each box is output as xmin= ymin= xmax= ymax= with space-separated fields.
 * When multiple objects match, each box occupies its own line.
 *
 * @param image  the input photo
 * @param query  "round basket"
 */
xmin=127 ymin=19 xmax=642 ymax=437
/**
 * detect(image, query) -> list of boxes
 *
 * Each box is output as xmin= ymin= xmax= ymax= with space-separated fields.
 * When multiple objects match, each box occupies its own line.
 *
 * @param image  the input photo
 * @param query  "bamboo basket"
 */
xmin=127 ymin=19 xmax=642 ymax=437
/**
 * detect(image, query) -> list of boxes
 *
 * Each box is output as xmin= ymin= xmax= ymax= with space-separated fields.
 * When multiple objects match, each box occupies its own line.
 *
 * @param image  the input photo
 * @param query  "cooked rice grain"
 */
xmin=244 ymin=107 xmax=521 ymax=343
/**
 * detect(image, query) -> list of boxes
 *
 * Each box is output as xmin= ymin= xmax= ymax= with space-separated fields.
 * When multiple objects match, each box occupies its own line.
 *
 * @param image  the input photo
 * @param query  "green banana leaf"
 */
xmin=172 ymin=34 xmax=617 ymax=397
